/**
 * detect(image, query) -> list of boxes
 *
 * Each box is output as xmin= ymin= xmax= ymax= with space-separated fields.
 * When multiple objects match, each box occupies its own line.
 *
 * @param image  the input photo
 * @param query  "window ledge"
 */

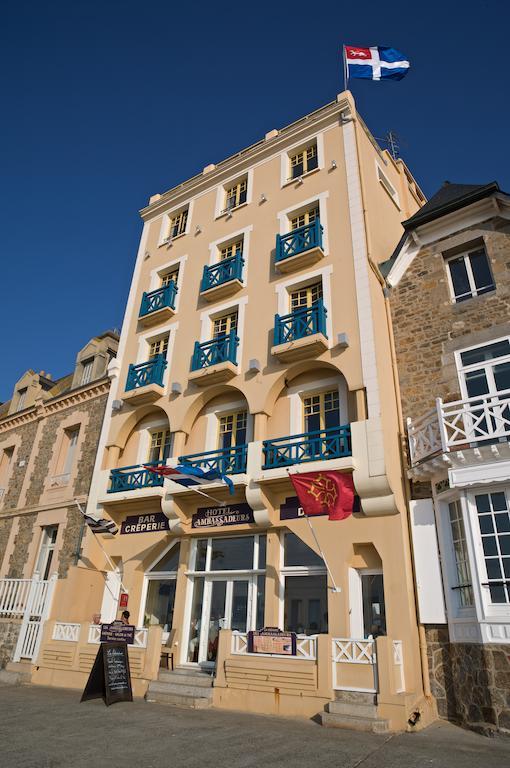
xmin=281 ymin=166 xmax=321 ymax=189
xmin=378 ymin=179 xmax=401 ymax=210
xmin=451 ymin=288 xmax=497 ymax=309
xmin=158 ymin=231 xmax=187 ymax=248
xmin=215 ymin=201 xmax=249 ymax=220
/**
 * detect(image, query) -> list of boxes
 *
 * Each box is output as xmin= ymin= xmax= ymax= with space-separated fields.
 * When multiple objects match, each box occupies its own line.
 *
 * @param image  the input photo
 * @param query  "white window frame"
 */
xmin=454 ymin=335 xmax=510 ymax=401
xmin=280 ymin=133 xmax=325 ymax=187
xmin=214 ymin=169 xmax=254 ymax=219
xmin=375 ymin=162 xmax=400 ymax=209
xmin=348 ymin=567 xmax=384 ymax=639
xmin=198 ymin=296 xmax=248 ymax=367
xmin=148 ymin=254 xmax=188 ymax=315
xmin=157 ymin=200 xmax=194 ymax=246
xmin=203 ymin=399 xmax=253 ymax=453
xmin=274 ymin=264 xmax=333 ymax=344
xmin=80 ymin=358 xmax=94 ymax=386
xmin=62 ymin=427 xmax=80 ymax=476
xmin=207 ymin=225 xmax=252 ymax=282
xmin=35 ymin=525 xmax=58 ymax=579
xmin=139 ymin=540 xmax=181 ymax=629
xmin=285 ymin=373 xmax=348 ymax=435
xmin=277 ymin=192 xmax=329 ymax=255
xmin=444 ymin=245 xmax=495 ymax=303
xmin=277 ymin=530 xmax=328 ymax=631
xmin=16 ymin=388 xmax=27 ymax=412
xmin=136 ymin=320 xmax=178 ymax=393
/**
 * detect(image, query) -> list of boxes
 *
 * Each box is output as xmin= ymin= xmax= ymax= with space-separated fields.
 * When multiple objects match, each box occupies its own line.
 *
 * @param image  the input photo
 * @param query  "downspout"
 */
xmin=351 ymin=114 xmax=432 ymax=699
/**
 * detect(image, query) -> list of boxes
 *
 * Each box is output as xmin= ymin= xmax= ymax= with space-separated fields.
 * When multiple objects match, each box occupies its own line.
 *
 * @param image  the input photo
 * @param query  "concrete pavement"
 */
xmin=0 ymin=683 xmax=507 ymax=768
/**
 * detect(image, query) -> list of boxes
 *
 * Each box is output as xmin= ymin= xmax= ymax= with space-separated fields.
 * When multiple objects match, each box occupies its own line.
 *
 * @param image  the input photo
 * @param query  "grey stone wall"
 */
xmin=2 ymin=421 xmax=39 ymax=512
xmin=0 ymin=618 xmax=22 ymax=669
xmin=426 ymin=625 xmax=510 ymax=735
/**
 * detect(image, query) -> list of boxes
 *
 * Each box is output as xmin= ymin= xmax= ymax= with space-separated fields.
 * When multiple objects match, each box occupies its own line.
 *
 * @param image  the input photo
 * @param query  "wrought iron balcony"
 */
xmin=274 ymin=300 xmax=327 ymax=346
xmin=179 ymin=445 xmax=248 ymax=476
xmin=201 ymin=253 xmax=244 ymax=293
xmin=275 ymin=220 xmax=323 ymax=265
xmin=126 ymin=354 xmax=167 ymax=391
xmin=262 ymin=425 xmax=351 ymax=469
xmin=408 ymin=389 xmax=510 ymax=466
xmin=139 ymin=283 xmax=177 ymax=318
xmin=108 ymin=462 xmax=164 ymax=493
xmin=191 ymin=330 xmax=239 ymax=371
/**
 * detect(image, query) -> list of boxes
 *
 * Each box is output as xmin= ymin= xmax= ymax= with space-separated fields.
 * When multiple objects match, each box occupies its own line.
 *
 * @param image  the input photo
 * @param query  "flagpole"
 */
xmin=343 ymin=45 xmax=349 ymax=92
xmin=75 ymin=500 xmax=129 ymax=595
xmin=165 ymin=482 xmax=227 ymax=507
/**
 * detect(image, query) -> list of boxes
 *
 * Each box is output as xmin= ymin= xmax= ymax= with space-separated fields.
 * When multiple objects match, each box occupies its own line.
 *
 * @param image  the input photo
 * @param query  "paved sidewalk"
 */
xmin=0 ymin=683 xmax=508 ymax=768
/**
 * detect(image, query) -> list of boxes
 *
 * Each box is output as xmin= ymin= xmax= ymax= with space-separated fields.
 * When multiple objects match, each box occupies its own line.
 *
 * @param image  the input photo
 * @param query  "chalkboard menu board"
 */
xmin=81 ymin=642 xmax=133 ymax=706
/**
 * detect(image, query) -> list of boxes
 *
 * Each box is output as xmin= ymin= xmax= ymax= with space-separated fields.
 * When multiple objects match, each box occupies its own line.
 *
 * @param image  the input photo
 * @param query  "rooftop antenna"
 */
xmin=386 ymin=131 xmax=400 ymax=161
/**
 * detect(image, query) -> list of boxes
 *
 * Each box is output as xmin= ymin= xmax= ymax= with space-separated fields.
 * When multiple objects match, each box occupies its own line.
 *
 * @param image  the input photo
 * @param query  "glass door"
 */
xmin=458 ymin=340 xmax=510 ymax=440
xmin=198 ymin=577 xmax=251 ymax=667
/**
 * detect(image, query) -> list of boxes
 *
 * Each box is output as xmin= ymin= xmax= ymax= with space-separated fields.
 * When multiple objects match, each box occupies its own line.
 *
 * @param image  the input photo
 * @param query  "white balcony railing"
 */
xmin=408 ymin=389 xmax=510 ymax=465
xmin=231 ymin=631 xmax=317 ymax=660
xmin=52 ymin=622 xmax=81 ymax=642
xmin=332 ymin=638 xmax=377 ymax=693
xmin=87 ymin=624 xmax=148 ymax=648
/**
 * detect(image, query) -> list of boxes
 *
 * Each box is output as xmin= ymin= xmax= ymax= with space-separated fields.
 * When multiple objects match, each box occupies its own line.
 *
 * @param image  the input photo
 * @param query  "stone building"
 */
xmin=0 ymin=331 xmax=118 ymax=668
xmin=385 ymin=181 xmax=510 ymax=734
xmin=30 ymin=91 xmax=439 ymax=732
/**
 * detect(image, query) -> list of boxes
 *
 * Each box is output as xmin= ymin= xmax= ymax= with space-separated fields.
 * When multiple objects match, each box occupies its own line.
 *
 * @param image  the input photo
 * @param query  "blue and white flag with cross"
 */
xmin=344 ymin=45 xmax=410 ymax=81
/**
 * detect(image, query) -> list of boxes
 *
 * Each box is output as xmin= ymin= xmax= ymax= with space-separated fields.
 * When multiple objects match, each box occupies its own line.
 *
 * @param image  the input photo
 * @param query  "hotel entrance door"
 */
xmin=199 ymin=577 xmax=250 ymax=666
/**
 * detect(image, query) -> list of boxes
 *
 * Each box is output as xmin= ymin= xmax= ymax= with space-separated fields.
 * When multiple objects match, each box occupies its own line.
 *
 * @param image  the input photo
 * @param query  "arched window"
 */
xmin=143 ymin=542 xmax=181 ymax=631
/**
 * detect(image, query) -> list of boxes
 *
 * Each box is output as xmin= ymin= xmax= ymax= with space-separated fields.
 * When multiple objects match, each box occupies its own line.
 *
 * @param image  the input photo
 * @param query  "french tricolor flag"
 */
xmin=344 ymin=45 xmax=410 ymax=81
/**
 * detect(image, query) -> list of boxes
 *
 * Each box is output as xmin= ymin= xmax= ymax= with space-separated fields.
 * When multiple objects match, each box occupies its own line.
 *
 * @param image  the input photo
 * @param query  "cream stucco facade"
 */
xmin=31 ymin=92 xmax=434 ymax=731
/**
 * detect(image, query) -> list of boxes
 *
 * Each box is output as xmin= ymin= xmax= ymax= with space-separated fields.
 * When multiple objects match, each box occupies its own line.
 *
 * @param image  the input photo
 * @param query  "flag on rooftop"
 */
xmin=145 ymin=463 xmax=235 ymax=495
xmin=344 ymin=45 xmax=410 ymax=81
xmin=289 ymin=470 xmax=356 ymax=521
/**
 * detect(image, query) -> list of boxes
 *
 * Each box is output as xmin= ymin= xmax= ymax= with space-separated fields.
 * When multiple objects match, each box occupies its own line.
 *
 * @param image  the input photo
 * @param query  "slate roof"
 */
xmin=402 ymin=181 xmax=501 ymax=230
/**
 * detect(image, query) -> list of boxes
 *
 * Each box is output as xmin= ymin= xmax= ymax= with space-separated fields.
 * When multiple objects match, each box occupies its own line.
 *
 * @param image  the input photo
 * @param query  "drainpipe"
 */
xmin=351 ymin=114 xmax=432 ymax=699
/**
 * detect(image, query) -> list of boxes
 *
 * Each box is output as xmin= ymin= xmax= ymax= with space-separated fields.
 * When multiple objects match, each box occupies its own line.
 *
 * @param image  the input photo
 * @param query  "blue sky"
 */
xmin=1 ymin=0 xmax=509 ymax=402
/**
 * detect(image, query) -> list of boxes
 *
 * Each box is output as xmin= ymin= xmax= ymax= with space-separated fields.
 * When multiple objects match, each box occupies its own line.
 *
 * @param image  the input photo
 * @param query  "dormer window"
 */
xmin=289 ymin=142 xmax=318 ymax=180
xmin=16 ymin=388 xmax=27 ymax=412
xmin=224 ymin=178 xmax=247 ymax=212
xmin=80 ymin=358 xmax=94 ymax=386
xmin=446 ymin=246 xmax=495 ymax=303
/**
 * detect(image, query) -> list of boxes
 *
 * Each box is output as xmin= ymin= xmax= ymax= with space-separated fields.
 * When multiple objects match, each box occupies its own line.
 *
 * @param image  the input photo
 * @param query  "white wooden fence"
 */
xmin=0 ymin=575 xmax=57 ymax=662
xmin=231 ymin=631 xmax=318 ymax=660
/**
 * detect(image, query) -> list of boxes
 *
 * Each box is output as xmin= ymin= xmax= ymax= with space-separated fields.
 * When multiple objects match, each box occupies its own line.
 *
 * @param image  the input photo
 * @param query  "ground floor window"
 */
xmin=281 ymin=531 xmax=328 ymax=634
xmin=361 ymin=573 xmax=386 ymax=637
xmin=475 ymin=490 xmax=510 ymax=604
xmin=143 ymin=542 xmax=180 ymax=630
xmin=35 ymin=525 xmax=58 ymax=580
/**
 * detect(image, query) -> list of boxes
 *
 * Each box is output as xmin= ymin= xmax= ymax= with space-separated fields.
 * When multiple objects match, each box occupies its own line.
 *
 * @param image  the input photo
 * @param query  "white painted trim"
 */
xmin=279 ymin=131 xmax=325 ymax=187
xmin=206 ymin=225 xmax=252 ymax=286
xmin=375 ymin=160 xmax=400 ymax=209
xmin=198 ymin=296 xmax=248 ymax=367
xmin=342 ymin=120 xmax=380 ymax=419
xmin=286 ymin=374 xmax=348 ymax=434
xmin=157 ymin=199 xmax=194 ymax=246
xmin=136 ymin=320 xmax=179 ymax=393
xmin=204 ymin=399 xmax=252 ymax=453
xmin=135 ymin=416 xmax=172 ymax=465
xmin=274 ymin=264 xmax=334 ymax=343
xmin=214 ymin=169 xmax=254 ymax=219
xmin=276 ymin=192 xmax=330 ymax=256
xmin=148 ymin=254 xmax=188 ymax=314
xmin=348 ymin=568 xmax=364 ymax=637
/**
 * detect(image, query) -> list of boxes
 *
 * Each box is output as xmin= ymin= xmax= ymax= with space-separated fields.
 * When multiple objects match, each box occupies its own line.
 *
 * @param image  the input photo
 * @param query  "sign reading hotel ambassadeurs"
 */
xmin=191 ymin=503 xmax=255 ymax=529
xmin=120 ymin=513 xmax=170 ymax=535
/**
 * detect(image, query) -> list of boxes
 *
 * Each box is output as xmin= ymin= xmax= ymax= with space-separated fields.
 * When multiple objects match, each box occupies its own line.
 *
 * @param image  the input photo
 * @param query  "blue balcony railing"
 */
xmin=126 ymin=354 xmax=167 ymax=391
xmin=274 ymin=300 xmax=327 ymax=345
xmin=275 ymin=219 xmax=323 ymax=264
xmin=179 ymin=445 xmax=248 ymax=476
xmin=108 ymin=462 xmax=164 ymax=493
xmin=139 ymin=283 xmax=177 ymax=318
xmin=192 ymin=330 xmax=239 ymax=371
xmin=201 ymin=253 xmax=244 ymax=293
xmin=262 ymin=425 xmax=351 ymax=469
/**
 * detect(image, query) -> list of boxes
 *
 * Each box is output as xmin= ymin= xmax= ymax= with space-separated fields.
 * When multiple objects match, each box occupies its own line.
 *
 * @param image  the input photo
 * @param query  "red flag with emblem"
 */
xmin=289 ymin=471 xmax=355 ymax=521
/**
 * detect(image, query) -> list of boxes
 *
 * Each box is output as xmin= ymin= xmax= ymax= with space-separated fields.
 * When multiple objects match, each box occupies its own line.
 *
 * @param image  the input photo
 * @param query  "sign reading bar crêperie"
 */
xmin=191 ymin=503 xmax=255 ymax=529
xmin=248 ymin=627 xmax=297 ymax=656
xmin=120 ymin=513 xmax=170 ymax=535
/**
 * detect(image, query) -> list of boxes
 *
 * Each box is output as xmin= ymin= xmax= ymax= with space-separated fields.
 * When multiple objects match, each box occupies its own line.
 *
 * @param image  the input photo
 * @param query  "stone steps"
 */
xmin=146 ymin=667 xmax=213 ymax=709
xmin=320 ymin=690 xmax=389 ymax=734
xmin=321 ymin=711 xmax=390 ymax=734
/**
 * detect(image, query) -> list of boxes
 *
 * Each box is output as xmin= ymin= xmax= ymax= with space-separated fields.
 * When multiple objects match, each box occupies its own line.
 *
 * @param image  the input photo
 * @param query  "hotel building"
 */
xmin=30 ymin=92 xmax=433 ymax=731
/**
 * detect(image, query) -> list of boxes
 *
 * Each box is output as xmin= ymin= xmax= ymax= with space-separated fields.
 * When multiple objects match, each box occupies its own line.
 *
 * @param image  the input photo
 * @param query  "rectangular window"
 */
xmin=80 ymin=359 xmax=94 ymax=386
xmin=212 ymin=311 xmax=238 ymax=338
xmin=448 ymin=500 xmax=474 ymax=607
xmin=148 ymin=429 xmax=172 ymax=463
xmin=290 ymin=143 xmax=318 ymax=179
xmin=224 ymin=179 xmax=247 ymax=211
xmin=62 ymin=428 xmax=80 ymax=476
xmin=16 ymin=388 xmax=27 ymax=412
xmin=219 ymin=411 xmax=247 ymax=449
xmin=475 ymin=491 xmax=510 ymax=604
xmin=160 ymin=266 xmax=179 ymax=288
xmin=219 ymin=239 xmax=243 ymax=261
xmin=0 ymin=447 xmax=14 ymax=497
xmin=290 ymin=282 xmax=323 ymax=311
xmin=446 ymin=247 xmax=495 ymax=302
xmin=169 ymin=209 xmax=188 ymax=239
xmin=35 ymin=525 xmax=58 ymax=580
xmin=361 ymin=573 xmax=387 ymax=637
xmin=148 ymin=335 xmax=169 ymax=359
xmin=290 ymin=205 xmax=319 ymax=231
xmin=377 ymin=166 xmax=399 ymax=207
xmin=303 ymin=390 xmax=340 ymax=433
